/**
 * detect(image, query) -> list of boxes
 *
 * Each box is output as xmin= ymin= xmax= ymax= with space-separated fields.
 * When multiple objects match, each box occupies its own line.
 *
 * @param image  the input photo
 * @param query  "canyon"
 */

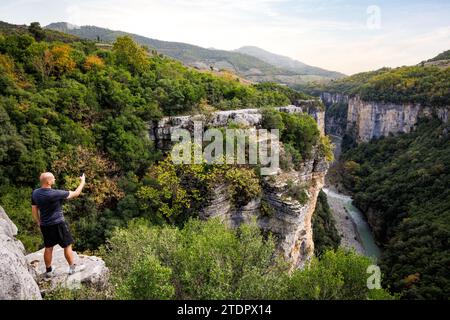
xmin=149 ymin=103 xmax=328 ymax=268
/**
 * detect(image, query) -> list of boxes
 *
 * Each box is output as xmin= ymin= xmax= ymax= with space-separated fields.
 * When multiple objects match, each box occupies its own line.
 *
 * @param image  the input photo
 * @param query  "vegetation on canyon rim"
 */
xmin=45 ymin=218 xmax=394 ymax=300
xmin=297 ymin=47 xmax=450 ymax=300
xmin=297 ymin=65 xmax=450 ymax=107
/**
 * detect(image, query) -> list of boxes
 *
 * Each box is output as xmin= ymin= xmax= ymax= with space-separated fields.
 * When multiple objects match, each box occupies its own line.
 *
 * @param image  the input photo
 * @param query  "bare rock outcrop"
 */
xmin=0 ymin=205 xmax=109 ymax=299
xmin=26 ymin=245 xmax=109 ymax=295
xmin=0 ymin=206 xmax=42 ymax=300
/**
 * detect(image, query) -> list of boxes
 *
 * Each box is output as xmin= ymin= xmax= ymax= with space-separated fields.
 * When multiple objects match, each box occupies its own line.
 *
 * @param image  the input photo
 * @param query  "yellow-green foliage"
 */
xmin=320 ymin=135 xmax=334 ymax=162
xmin=136 ymin=155 xmax=261 ymax=223
xmin=112 ymin=36 xmax=150 ymax=74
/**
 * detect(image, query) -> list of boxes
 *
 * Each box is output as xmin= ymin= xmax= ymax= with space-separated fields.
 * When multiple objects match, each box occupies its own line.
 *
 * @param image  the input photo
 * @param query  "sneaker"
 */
xmin=44 ymin=268 xmax=56 ymax=279
xmin=68 ymin=264 xmax=86 ymax=275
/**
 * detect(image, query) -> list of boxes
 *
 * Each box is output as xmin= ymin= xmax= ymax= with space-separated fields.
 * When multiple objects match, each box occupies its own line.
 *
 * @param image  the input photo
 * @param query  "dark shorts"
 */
xmin=40 ymin=222 xmax=73 ymax=248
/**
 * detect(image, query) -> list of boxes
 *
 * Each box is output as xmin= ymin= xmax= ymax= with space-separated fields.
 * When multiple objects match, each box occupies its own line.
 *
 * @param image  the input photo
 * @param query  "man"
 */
xmin=31 ymin=172 xmax=86 ymax=277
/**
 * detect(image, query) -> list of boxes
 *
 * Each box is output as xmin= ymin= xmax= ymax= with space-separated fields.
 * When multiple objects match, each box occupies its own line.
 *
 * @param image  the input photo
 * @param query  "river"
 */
xmin=323 ymin=135 xmax=381 ymax=261
xmin=323 ymin=188 xmax=381 ymax=260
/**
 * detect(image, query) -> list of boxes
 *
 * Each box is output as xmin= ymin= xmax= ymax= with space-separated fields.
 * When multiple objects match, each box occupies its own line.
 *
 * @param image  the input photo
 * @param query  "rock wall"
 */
xmin=200 ymin=146 xmax=328 ymax=269
xmin=320 ymin=92 xmax=349 ymax=137
xmin=149 ymin=104 xmax=328 ymax=268
xmin=149 ymin=103 xmax=325 ymax=150
xmin=320 ymin=92 xmax=348 ymax=107
xmin=347 ymin=96 xmax=450 ymax=142
xmin=0 ymin=206 xmax=42 ymax=300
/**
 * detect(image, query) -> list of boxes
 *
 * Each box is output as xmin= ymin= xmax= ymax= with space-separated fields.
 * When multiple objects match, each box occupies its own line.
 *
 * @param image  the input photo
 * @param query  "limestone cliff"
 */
xmin=347 ymin=96 xmax=450 ymax=142
xmin=320 ymin=92 xmax=348 ymax=107
xmin=201 ymin=145 xmax=328 ymax=268
xmin=149 ymin=103 xmax=325 ymax=151
xmin=320 ymin=91 xmax=450 ymax=142
xmin=320 ymin=92 xmax=349 ymax=137
xmin=149 ymin=105 xmax=329 ymax=268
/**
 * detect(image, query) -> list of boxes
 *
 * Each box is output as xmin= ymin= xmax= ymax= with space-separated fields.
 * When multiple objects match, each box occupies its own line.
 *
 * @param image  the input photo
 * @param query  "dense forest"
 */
xmin=337 ymin=118 xmax=450 ymax=299
xmin=312 ymin=190 xmax=341 ymax=255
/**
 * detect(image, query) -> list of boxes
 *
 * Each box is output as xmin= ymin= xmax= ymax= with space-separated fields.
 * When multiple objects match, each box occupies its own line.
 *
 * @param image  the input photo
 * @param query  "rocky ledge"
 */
xmin=149 ymin=103 xmax=325 ymax=150
xmin=0 ymin=205 xmax=109 ymax=300
xmin=26 ymin=245 xmax=109 ymax=295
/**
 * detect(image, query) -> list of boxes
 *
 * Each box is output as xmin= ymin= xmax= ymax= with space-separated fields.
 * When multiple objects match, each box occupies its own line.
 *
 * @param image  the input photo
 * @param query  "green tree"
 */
xmin=28 ymin=22 xmax=45 ymax=42
xmin=113 ymin=36 xmax=150 ymax=74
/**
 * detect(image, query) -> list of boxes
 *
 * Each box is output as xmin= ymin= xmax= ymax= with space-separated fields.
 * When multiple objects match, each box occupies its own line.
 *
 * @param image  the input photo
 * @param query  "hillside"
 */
xmin=339 ymin=118 xmax=450 ymax=299
xmin=235 ymin=46 xmax=345 ymax=79
xmin=426 ymin=49 xmax=450 ymax=63
xmin=45 ymin=22 xmax=342 ymax=86
xmin=298 ymin=65 xmax=450 ymax=107
xmin=421 ymin=49 xmax=450 ymax=69
xmin=0 ymin=20 xmax=78 ymax=43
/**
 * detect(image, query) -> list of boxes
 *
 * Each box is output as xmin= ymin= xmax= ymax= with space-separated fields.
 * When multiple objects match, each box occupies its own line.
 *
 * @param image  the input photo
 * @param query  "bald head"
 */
xmin=40 ymin=172 xmax=55 ymax=187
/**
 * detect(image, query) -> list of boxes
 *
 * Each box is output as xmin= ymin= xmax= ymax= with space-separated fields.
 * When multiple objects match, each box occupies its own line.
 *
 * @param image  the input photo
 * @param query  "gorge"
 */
xmin=148 ymin=104 xmax=328 ymax=268
xmin=0 ymin=20 xmax=448 ymax=300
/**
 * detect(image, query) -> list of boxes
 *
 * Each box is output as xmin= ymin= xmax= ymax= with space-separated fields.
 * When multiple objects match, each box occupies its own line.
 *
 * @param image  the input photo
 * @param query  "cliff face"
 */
xmin=201 ymin=146 xmax=328 ymax=268
xmin=320 ymin=92 xmax=349 ymax=137
xmin=149 ymin=105 xmax=328 ymax=268
xmin=150 ymin=103 xmax=325 ymax=151
xmin=320 ymin=92 xmax=348 ymax=107
xmin=320 ymin=91 xmax=450 ymax=141
xmin=347 ymin=96 xmax=450 ymax=142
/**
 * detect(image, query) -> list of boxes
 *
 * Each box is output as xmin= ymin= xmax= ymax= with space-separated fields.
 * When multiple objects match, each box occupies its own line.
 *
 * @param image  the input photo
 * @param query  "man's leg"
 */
xmin=63 ymin=244 xmax=74 ymax=266
xmin=44 ymin=246 xmax=53 ymax=269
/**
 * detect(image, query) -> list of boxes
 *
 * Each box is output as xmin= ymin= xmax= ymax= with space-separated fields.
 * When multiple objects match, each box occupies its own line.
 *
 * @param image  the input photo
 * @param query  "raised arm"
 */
xmin=31 ymin=205 xmax=40 ymax=227
xmin=67 ymin=174 xmax=86 ymax=200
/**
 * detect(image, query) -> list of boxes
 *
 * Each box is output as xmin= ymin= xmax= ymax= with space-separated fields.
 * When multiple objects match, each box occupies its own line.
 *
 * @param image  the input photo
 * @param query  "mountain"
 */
xmin=235 ymin=46 xmax=345 ymax=79
xmin=0 ymin=20 xmax=77 ymax=43
xmin=45 ymin=22 xmax=343 ymax=86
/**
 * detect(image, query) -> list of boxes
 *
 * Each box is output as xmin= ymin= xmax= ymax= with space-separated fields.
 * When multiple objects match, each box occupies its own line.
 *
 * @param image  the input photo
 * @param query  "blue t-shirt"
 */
xmin=31 ymin=188 xmax=70 ymax=226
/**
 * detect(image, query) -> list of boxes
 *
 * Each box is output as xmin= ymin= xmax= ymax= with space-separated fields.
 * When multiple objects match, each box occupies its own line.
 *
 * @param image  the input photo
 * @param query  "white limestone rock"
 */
xmin=0 ymin=206 xmax=42 ymax=300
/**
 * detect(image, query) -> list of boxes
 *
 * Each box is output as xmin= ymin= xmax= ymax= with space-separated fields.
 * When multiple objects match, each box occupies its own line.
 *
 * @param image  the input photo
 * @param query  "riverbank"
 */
xmin=323 ymin=188 xmax=365 ymax=255
xmin=323 ymin=135 xmax=381 ymax=260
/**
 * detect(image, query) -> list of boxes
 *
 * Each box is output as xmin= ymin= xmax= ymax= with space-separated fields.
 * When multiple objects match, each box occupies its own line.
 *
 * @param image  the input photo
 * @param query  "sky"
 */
xmin=0 ymin=0 xmax=449 ymax=75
